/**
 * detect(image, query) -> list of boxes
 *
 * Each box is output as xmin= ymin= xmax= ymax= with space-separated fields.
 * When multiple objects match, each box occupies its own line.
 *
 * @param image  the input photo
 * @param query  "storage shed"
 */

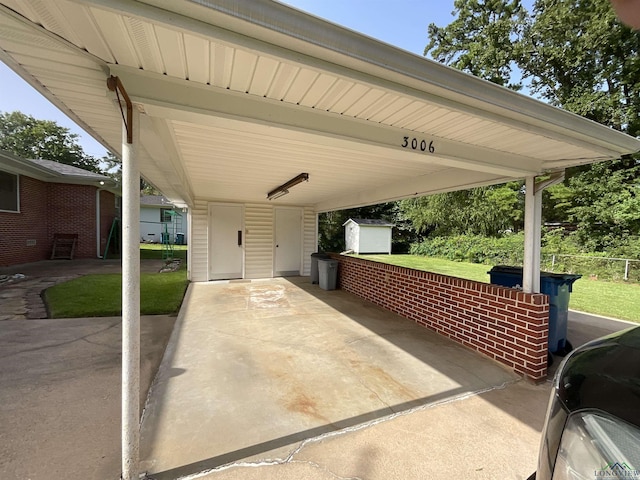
xmin=343 ymin=218 xmax=394 ymax=254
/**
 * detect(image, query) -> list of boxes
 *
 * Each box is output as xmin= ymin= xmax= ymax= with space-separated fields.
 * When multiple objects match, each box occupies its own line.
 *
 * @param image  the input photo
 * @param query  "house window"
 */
xmin=160 ymin=208 xmax=172 ymax=223
xmin=0 ymin=170 xmax=19 ymax=213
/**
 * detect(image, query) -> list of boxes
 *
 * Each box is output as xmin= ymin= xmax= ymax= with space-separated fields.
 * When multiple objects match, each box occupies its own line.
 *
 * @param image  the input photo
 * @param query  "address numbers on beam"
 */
xmin=401 ymin=136 xmax=435 ymax=154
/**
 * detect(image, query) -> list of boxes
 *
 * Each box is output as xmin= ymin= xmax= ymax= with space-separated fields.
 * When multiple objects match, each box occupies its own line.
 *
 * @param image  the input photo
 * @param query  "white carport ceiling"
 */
xmin=1 ymin=0 xmax=638 ymax=211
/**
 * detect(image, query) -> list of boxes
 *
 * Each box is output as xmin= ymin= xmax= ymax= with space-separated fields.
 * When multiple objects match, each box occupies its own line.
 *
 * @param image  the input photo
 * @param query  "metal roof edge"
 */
xmin=63 ymin=0 xmax=640 ymax=155
xmin=158 ymin=0 xmax=640 ymax=155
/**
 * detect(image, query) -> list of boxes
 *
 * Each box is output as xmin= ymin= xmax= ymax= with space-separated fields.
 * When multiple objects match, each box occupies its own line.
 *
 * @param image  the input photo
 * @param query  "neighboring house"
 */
xmin=343 ymin=218 xmax=394 ymax=255
xmin=0 ymin=150 xmax=119 ymax=267
xmin=140 ymin=195 xmax=186 ymax=244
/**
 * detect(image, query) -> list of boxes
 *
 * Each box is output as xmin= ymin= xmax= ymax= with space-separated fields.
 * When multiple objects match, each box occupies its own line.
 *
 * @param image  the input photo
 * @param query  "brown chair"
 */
xmin=51 ymin=234 xmax=78 ymax=260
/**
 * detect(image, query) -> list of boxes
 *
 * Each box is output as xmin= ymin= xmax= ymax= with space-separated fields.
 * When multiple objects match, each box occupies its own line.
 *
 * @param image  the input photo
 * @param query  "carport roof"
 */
xmin=1 ymin=0 xmax=639 ymax=211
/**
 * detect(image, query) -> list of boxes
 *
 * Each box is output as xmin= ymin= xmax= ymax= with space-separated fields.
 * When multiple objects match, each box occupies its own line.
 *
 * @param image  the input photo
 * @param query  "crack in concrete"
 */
xmin=173 ymin=378 xmax=522 ymax=480
xmin=288 ymin=459 xmax=363 ymax=480
xmin=0 ymin=321 xmax=120 ymax=359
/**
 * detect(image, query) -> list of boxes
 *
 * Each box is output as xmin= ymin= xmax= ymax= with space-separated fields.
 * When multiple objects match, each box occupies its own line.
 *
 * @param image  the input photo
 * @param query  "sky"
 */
xmin=0 ymin=1 xmax=463 ymax=159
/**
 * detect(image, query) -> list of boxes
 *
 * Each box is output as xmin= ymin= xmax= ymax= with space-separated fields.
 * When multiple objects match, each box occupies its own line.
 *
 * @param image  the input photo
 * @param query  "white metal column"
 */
xmin=523 ymin=176 xmax=541 ymax=293
xmin=121 ymin=108 xmax=140 ymax=479
xmin=523 ymin=172 xmax=565 ymax=293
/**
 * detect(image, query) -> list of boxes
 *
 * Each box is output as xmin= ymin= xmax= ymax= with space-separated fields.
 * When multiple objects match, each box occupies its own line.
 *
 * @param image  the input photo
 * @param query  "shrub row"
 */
xmin=409 ymin=233 xmax=525 ymax=265
xmin=409 ymin=232 xmax=640 ymax=282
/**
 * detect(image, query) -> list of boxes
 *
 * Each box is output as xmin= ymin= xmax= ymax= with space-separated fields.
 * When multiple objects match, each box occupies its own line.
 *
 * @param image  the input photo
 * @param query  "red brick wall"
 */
xmin=0 ymin=176 xmax=50 ymax=266
xmin=48 ymin=183 xmax=98 ymax=259
xmin=0 ymin=173 xmax=118 ymax=267
xmin=99 ymin=189 xmax=117 ymax=256
xmin=332 ymin=254 xmax=549 ymax=381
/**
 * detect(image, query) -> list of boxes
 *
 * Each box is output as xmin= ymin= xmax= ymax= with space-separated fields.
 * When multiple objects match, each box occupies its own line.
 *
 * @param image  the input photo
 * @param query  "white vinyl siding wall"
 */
xmin=189 ymin=202 xmax=316 ymax=281
xmin=359 ymin=227 xmax=392 ymax=254
xmin=302 ymin=207 xmax=316 ymax=276
xmin=189 ymin=200 xmax=209 ymax=282
xmin=245 ymin=203 xmax=274 ymax=279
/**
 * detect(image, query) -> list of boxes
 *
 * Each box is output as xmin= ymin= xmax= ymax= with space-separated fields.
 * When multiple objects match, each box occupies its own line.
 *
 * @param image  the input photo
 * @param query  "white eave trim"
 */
xmin=133 ymin=0 xmax=640 ymax=155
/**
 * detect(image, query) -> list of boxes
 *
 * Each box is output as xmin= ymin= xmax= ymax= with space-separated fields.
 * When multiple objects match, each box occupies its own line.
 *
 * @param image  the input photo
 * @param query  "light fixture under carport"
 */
xmin=267 ymin=172 xmax=309 ymax=200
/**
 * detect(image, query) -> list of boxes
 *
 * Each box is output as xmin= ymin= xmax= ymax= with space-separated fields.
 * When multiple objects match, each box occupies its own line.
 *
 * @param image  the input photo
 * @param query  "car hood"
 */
xmin=557 ymin=326 xmax=640 ymax=425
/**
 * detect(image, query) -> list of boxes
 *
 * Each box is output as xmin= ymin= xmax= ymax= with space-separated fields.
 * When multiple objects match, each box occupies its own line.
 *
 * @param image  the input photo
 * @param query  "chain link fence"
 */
xmin=541 ymin=254 xmax=640 ymax=282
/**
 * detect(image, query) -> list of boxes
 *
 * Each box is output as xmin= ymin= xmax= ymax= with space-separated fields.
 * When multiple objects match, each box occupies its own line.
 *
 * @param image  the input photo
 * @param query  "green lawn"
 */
xmin=359 ymin=254 xmax=640 ymax=323
xmin=45 ymin=245 xmax=189 ymax=318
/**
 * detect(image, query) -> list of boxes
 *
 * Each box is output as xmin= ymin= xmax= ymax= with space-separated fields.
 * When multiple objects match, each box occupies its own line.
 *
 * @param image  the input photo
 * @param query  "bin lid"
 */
xmin=488 ymin=265 xmax=581 ymax=283
xmin=540 ymin=271 xmax=582 ymax=286
xmin=488 ymin=265 xmax=523 ymax=275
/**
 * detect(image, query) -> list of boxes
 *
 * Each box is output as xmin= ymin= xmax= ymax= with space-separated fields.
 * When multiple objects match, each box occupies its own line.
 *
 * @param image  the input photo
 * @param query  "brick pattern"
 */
xmin=0 ymin=175 xmax=117 ymax=267
xmin=331 ymin=254 xmax=549 ymax=381
xmin=0 ymin=176 xmax=50 ymax=265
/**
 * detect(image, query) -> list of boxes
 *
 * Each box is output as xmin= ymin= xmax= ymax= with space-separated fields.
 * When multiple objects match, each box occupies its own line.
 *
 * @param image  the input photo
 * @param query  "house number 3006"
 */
xmin=401 ymin=136 xmax=435 ymax=153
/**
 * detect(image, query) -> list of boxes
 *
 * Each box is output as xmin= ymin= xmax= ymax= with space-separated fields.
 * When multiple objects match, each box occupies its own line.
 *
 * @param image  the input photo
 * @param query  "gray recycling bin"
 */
xmin=318 ymin=259 xmax=339 ymax=291
xmin=310 ymin=252 xmax=330 ymax=284
xmin=488 ymin=266 xmax=581 ymax=354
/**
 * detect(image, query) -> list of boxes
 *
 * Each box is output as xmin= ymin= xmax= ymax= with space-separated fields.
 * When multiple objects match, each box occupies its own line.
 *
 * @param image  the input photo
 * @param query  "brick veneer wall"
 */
xmin=331 ymin=254 xmax=549 ymax=381
xmin=0 ymin=176 xmax=50 ymax=266
xmin=99 ymin=190 xmax=117 ymax=255
xmin=0 ymin=174 xmax=117 ymax=267
xmin=48 ymin=183 xmax=98 ymax=259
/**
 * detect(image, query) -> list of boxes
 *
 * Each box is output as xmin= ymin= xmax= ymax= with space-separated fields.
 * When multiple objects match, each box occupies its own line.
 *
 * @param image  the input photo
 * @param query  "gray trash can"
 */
xmin=318 ymin=259 xmax=339 ymax=291
xmin=310 ymin=252 xmax=330 ymax=284
xmin=176 ymin=233 xmax=185 ymax=245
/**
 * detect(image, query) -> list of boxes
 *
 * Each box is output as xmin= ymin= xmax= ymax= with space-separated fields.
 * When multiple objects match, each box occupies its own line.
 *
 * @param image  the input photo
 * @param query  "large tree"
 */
xmin=426 ymin=0 xmax=527 ymax=90
xmin=523 ymin=0 xmax=640 ymax=248
xmin=400 ymin=182 xmax=524 ymax=237
xmin=523 ymin=0 xmax=640 ymax=135
xmin=0 ymin=110 xmax=100 ymax=172
xmin=424 ymin=0 xmax=640 ymax=249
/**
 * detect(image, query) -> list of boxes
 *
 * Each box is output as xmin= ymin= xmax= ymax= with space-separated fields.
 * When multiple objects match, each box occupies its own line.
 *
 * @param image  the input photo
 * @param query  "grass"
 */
xmin=45 ymin=245 xmax=189 ymax=318
xmin=359 ymin=254 xmax=640 ymax=323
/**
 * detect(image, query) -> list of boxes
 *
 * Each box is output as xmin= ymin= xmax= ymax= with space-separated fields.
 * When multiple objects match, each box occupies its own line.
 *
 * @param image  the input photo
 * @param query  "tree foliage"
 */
xmin=423 ymin=0 xmax=640 ymax=250
xmin=400 ymin=182 xmax=524 ymax=237
xmin=0 ymin=111 xmax=100 ymax=172
xmin=523 ymin=0 xmax=640 ymax=135
xmin=426 ymin=0 xmax=526 ymax=89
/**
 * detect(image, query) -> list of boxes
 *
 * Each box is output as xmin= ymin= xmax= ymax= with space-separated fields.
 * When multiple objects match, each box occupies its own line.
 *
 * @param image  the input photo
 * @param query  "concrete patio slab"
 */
xmin=140 ymin=277 xmax=522 ymax=479
xmin=194 ymin=379 xmax=551 ymax=480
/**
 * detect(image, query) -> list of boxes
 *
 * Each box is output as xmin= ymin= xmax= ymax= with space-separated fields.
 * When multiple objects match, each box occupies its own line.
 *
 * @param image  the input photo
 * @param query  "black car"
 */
xmin=529 ymin=326 xmax=640 ymax=480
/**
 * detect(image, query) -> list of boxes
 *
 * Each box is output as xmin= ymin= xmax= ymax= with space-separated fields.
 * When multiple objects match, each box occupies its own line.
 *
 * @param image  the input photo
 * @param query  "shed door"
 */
xmin=209 ymin=204 xmax=244 ymax=280
xmin=274 ymin=207 xmax=302 ymax=276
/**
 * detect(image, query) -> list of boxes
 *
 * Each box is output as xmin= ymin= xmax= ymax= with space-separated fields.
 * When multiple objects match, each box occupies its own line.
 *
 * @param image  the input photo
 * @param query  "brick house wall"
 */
xmin=331 ymin=254 xmax=550 ymax=381
xmin=0 ymin=175 xmax=117 ymax=267
xmin=0 ymin=176 xmax=50 ymax=265
xmin=99 ymin=190 xmax=117 ymax=256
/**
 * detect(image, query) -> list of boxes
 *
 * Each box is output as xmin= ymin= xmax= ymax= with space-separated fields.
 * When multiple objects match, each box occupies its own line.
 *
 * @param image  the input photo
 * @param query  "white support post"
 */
xmin=122 ymin=108 xmax=140 ymax=480
xmin=523 ymin=172 xmax=566 ymax=293
xmin=523 ymin=176 xmax=541 ymax=293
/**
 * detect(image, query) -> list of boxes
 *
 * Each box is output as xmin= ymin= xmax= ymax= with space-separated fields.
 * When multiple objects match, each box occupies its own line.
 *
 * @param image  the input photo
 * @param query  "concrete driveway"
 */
xmin=140 ymin=278 xmax=548 ymax=480
xmin=0 ymin=260 xmax=635 ymax=480
xmin=0 ymin=259 xmax=176 ymax=480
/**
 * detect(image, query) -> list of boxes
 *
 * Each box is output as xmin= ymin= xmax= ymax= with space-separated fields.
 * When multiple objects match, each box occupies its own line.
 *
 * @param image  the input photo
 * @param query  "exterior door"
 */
xmin=274 ymin=207 xmax=302 ymax=276
xmin=209 ymin=203 xmax=244 ymax=280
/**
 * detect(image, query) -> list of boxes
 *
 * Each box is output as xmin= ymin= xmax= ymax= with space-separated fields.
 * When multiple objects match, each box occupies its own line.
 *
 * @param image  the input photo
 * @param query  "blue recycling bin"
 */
xmin=488 ymin=266 xmax=581 ymax=354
